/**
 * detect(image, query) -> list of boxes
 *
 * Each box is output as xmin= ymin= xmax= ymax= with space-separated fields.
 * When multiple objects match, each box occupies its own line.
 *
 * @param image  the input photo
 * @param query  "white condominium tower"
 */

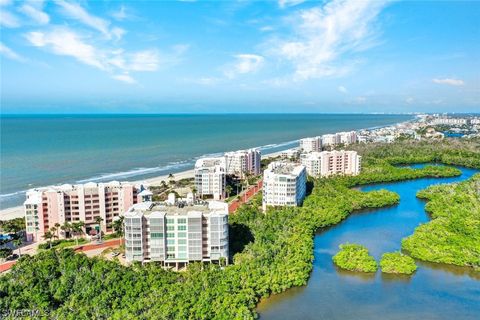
xmin=299 ymin=136 xmax=322 ymax=153
xmin=225 ymin=148 xmax=261 ymax=177
xmin=123 ymin=200 xmax=229 ymax=269
xmin=301 ymin=150 xmax=361 ymax=177
xmin=322 ymin=131 xmax=358 ymax=147
xmin=262 ymin=161 xmax=307 ymax=212
xmin=24 ymin=181 xmax=151 ymax=242
xmin=194 ymin=157 xmax=226 ymax=200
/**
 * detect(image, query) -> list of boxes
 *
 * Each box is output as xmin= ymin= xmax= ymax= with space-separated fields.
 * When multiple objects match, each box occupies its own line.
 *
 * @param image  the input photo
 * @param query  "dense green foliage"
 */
xmin=350 ymin=138 xmax=480 ymax=169
xmin=332 ymin=243 xmax=378 ymax=273
xmin=402 ymin=174 xmax=480 ymax=268
xmin=0 ymin=218 xmax=25 ymax=233
xmin=380 ymin=252 xmax=417 ymax=274
xmin=37 ymin=238 xmax=87 ymax=250
xmin=1 ymin=139 xmax=478 ymax=318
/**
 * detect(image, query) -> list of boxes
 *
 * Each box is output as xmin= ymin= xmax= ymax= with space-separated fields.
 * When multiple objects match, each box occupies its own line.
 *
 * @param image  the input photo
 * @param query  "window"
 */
xmin=166 ymin=218 xmax=174 ymax=224
xmin=166 ymin=232 xmax=175 ymax=238
xmin=177 ymin=218 xmax=186 ymax=224
xmin=178 ymin=225 xmax=186 ymax=231
xmin=151 ymin=232 xmax=163 ymax=239
xmin=167 ymin=239 xmax=175 ymax=245
xmin=178 ymin=239 xmax=187 ymax=245
xmin=177 ymin=232 xmax=187 ymax=238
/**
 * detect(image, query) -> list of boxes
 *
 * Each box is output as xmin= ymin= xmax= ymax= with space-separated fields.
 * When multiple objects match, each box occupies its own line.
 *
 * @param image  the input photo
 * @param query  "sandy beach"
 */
xmin=0 ymin=149 xmax=292 ymax=221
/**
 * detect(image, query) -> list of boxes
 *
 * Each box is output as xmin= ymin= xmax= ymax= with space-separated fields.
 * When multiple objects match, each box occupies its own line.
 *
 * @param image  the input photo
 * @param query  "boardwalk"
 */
xmin=228 ymin=180 xmax=263 ymax=213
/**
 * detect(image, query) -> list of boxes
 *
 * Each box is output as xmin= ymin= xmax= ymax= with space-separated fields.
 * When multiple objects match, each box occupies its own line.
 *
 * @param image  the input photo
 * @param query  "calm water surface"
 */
xmin=257 ymin=165 xmax=479 ymax=320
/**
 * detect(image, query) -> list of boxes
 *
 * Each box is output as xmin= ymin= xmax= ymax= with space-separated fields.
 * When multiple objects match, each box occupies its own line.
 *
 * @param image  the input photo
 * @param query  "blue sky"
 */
xmin=0 ymin=0 xmax=479 ymax=113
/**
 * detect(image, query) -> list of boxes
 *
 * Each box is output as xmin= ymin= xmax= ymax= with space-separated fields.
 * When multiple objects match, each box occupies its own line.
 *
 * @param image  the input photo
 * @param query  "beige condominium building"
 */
xmin=194 ymin=157 xmax=227 ymax=200
xmin=123 ymin=200 xmax=229 ymax=269
xmin=224 ymin=148 xmax=261 ymax=178
xmin=24 ymin=181 xmax=151 ymax=242
xmin=301 ymin=150 xmax=361 ymax=178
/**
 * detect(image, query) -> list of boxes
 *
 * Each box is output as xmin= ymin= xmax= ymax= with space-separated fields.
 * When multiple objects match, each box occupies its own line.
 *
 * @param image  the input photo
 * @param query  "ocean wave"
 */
xmin=0 ymin=190 xmax=27 ymax=199
xmin=76 ymin=160 xmax=192 ymax=183
xmin=1 ymin=117 xmax=413 ymax=207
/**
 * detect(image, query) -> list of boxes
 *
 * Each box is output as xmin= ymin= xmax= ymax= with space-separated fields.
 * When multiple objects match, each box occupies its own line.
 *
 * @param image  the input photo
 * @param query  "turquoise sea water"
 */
xmin=0 ymin=114 xmax=411 ymax=209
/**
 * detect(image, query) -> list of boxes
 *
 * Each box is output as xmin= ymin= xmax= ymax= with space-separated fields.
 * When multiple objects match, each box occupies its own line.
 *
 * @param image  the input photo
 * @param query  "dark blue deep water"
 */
xmin=257 ymin=165 xmax=479 ymax=320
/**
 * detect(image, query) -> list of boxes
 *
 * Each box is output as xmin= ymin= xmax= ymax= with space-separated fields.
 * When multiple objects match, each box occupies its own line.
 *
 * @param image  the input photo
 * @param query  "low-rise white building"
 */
xmin=431 ymin=117 xmax=468 ymax=126
xmin=301 ymin=151 xmax=361 ymax=177
xmin=299 ymin=136 xmax=322 ymax=153
xmin=262 ymin=161 xmax=307 ymax=212
xmin=124 ymin=200 xmax=229 ymax=268
xmin=225 ymin=148 xmax=261 ymax=177
xmin=194 ymin=157 xmax=226 ymax=200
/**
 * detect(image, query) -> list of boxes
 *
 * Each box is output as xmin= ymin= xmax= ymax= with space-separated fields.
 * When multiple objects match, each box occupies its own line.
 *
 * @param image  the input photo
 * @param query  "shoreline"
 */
xmin=0 ymin=116 xmax=416 ymax=221
xmin=0 ymin=149 xmax=291 ymax=221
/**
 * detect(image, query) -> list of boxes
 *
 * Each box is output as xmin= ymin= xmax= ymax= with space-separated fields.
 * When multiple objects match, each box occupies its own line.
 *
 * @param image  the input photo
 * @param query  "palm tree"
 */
xmin=112 ymin=216 xmax=124 ymax=237
xmin=43 ymin=231 xmax=54 ymax=249
xmin=71 ymin=222 xmax=85 ymax=246
xmin=54 ymin=223 xmax=61 ymax=239
xmin=95 ymin=216 xmax=104 ymax=242
xmin=50 ymin=227 xmax=59 ymax=241
xmin=225 ymin=185 xmax=233 ymax=198
xmin=13 ymin=238 xmax=22 ymax=257
xmin=61 ymin=222 xmax=72 ymax=239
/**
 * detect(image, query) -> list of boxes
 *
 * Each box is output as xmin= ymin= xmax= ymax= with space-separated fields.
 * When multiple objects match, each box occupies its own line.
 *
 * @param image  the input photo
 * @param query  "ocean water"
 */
xmin=0 ymin=114 xmax=411 ymax=209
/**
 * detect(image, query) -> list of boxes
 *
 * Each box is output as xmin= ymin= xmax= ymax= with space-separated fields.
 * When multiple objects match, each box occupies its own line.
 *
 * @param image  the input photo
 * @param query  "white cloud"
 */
xmin=270 ymin=0 xmax=388 ymax=81
xmin=225 ymin=54 xmax=265 ymax=78
xmin=25 ymin=27 xmax=164 ymax=84
xmin=260 ymin=26 xmax=274 ymax=32
xmin=26 ymin=28 xmax=105 ymax=69
xmin=112 ymin=73 xmax=136 ymax=84
xmin=0 ymin=42 xmax=26 ymax=62
xmin=405 ymin=97 xmax=414 ymax=104
xmin=432 ymin=78 xmax=465 ymax=86
xmin=338 ymin=85 xmax=347 ymax=93
xmin=197 ymin=77 xmax=221 ymax=86
xmin=19 ymin=3 xmax=50 ymax=25
xmin=111 ymin=5 xmax=127 ymax=21
xmin=55 ymin=0 xmax=123 ymax=40
xmin=279 ymin=0 xmax=306 ymax=9
xmin=0 ymin=8 xmax=20 ymax=28
xmin=355 ymin=96 xmax=367 ymax=103
xmin=128 ymin=50 xmax=160 ymax=71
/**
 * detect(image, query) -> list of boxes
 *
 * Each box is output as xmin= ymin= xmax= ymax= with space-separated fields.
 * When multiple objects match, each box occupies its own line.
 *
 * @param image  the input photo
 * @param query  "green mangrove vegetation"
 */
xmin=380 ymin=252 xmax=417 ymax=275
xmin=1 ymin=139 xmax=479 ymax=319
xmin=402 ymin=174 xmax=480 ymax=269
xmin=333 ymin=243 xmax=378 ymax=273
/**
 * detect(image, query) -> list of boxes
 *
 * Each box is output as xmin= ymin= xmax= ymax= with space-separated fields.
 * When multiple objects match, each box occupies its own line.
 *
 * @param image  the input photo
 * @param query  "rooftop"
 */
xmin=124 ymin=200 xmax=228 ymax=217
xmin=266 ymin=161 xmax=305 ymax=176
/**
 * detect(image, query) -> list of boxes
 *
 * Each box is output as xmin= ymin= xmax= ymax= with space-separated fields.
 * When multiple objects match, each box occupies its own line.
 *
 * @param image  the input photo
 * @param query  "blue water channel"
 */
xmin=257 ymin=165 xmax=479 ymax=320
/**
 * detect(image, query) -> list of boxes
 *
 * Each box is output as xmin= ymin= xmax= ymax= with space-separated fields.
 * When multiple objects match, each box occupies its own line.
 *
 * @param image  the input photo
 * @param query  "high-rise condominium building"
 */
xmin=123 ymin=200 xmax=228 ymax=269
xmin=299 ymin=136 xmax=322 ymax=153
xmin=24 ymin=181 xmax=151 ymax=242
xmin=262 ymin=161 xmax=307 ymax=212
xmin=322 ymin=131 xmax=358 ymax=147
xmin=225 ymin=148 xmax=261 ymax=177
xmin=301 ymin=150 xmax=361 ymax=177
xmin=194 ymin=157 xmax=226 ymax=200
